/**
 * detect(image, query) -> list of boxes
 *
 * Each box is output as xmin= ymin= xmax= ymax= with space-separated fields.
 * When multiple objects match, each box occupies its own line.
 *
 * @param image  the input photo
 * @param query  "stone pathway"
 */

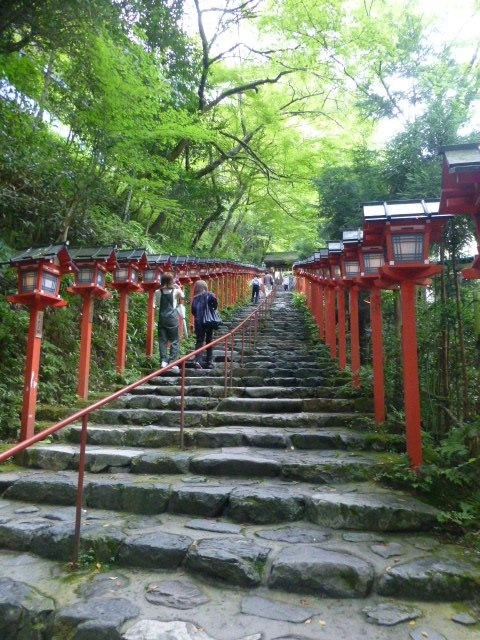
xmin=0 ymin=289 xmax=479 ymax=639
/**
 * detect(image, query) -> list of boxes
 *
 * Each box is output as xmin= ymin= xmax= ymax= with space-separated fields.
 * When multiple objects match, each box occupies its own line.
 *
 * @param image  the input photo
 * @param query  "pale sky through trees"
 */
xmin=184 ymin=0 xmax=480 ymax=140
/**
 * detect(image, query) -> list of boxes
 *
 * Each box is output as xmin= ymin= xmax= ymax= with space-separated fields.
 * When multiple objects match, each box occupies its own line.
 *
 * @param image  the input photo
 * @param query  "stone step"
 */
xmin=1 ymin=497 xmax=476 ymax=616
xmin=232 ymin=367 xmax=333 ymax=378
xmin=60 ymin=424 xmax=381 ymax=451
xmin=239 ymin=361 xmax=335 ymax=371
xmin=0 ymin=472 xmax=439 ymax=532
xmin=90 ymin=408 xmax=362 ymax=429
xmin=241 ymin=351 xmax=320 ymax=360
xmin=150 ymin=373 xmax=342 ymax=388
xmin=117 ymin=394 xmax=367 ymax=414
xmin=129 ymin=383 xmax=353 ymax=399
xmin=215 ymin=396 xmax=367 ymax=413
xmin=16 ymin=443 xmax=386 ymax=484
xmin=3 ymin=480 xmax=477 ymax=623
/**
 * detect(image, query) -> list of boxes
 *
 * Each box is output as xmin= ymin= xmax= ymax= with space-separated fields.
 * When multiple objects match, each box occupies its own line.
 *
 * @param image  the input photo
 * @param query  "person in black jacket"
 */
xmin=191 ymin=279 xmax=218 ymax=369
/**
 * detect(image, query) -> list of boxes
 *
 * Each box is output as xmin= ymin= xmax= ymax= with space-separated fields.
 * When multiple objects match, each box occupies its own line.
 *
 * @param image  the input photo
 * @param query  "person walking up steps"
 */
xmin=191 ymin=279 xmax=219 ymax=369
xmin=263 ymin=271 xmax=274 ymax=295
xmin=157 ymin=272 xmax=184 ymax=373
xmin=251 ymin=275 xmax=261 ymax=303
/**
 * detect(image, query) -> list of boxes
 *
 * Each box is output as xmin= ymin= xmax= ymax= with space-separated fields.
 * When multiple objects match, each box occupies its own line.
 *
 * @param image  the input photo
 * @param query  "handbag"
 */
xmin=203 ymin=300 xmax=222 ymax=329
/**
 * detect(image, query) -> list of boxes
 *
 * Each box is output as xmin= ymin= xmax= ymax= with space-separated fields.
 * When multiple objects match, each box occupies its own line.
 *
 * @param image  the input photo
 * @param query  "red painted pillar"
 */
xmin=311 ymin=281 xmax=321 ymax=333
xmin=326 ymin=285 xmax=336 ymax=359
xmin=370 ymin=287 xmax=386 ymax=424
xmin=222 ymin=274 xmax=227 ymax=307
xmin=337 ymin=287 xmax=346 ymax=370
xmin=20 ymin=306 xmax=44 ymax=441
xmin=400 ymin=279 xmax=423 ymax=470
xmin=77 ymin=295 xmax=95 ymax=398
xmin=319 ymin=283 xmax=326 ymax=341
xmin=145 ymin=289 xmax=156 ymax=358
xmin=215 ymin=277 xmax=221 ymax=309
xmin=349 ymin=285 xmax=361 ymax=389
xmin=116 ymin=290 xmax=129 ymax=374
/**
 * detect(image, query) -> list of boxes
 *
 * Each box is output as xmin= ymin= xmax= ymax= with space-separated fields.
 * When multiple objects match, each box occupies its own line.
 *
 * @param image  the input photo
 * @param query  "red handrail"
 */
xmin=0 ymin=287 xmax=277 ymax=567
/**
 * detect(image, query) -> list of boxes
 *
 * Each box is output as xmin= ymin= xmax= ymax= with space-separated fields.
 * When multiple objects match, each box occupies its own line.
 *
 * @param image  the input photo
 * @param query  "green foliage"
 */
xmin=0 ymin=296 xmax=26 ymax=440
xmin=377 ymin=424 xmax=480 ymax=538
xmin=314 ymin=145 xmax=388 ymax=241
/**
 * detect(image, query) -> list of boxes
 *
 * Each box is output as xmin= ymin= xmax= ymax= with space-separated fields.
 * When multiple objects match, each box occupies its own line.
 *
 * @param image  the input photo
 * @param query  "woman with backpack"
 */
xmin=191 ymin=279 xmax=219 ymax=369
xmin=157 ymin=272 xmax=184 ymax=373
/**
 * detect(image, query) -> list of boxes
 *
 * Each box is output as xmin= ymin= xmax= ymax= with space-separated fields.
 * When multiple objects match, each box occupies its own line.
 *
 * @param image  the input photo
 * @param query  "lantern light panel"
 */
xmin=344 ymin=261 xmax=360 ymax=276
xmin=20 ymin=270 xmax=39 ymax=293
xmin=391 ymin=234 xmax=424 ymax=262
xmin=362 ymin=252 xmax=385 ymax=274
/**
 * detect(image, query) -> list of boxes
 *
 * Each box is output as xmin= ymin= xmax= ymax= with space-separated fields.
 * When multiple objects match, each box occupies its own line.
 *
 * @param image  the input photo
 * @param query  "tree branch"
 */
xmin=193 ymin=128 xmax=259 ymax=178
xmin=204 ymin=70 xmax=295 ymax=111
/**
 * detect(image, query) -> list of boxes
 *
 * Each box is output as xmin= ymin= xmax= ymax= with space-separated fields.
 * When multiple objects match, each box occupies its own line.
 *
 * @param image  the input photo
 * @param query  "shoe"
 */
xmin=161 ymin=361 xmax=168 ymax=368
xmin=194 ymin=361 xmax=203 ymax=369
xmin=204 ymin=362 xmax=214 ymax=369
xmin=170 ymin=365 xmax=180 ymax=374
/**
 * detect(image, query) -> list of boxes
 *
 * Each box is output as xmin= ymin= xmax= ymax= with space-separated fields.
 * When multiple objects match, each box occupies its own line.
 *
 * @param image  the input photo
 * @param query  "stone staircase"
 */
xmin=0 ymin=289 xmax=479 ymax=640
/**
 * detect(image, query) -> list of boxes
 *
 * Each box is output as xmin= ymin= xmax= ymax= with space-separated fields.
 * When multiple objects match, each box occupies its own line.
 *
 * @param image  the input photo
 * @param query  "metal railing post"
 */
xmin=223 ymin=335 xmax=229 ymax=398
xmin=71 ymin=413 xmax=88 ymax=569
xmin=180 ymin=361 xmax=186 ymax=449
xmin=229 ymin=333 xmax=235 ymax=390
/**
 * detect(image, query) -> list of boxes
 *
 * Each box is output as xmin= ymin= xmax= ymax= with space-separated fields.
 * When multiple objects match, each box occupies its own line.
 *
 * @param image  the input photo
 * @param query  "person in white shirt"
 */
xmin=251 ymin=276 xmax=261 ymax=303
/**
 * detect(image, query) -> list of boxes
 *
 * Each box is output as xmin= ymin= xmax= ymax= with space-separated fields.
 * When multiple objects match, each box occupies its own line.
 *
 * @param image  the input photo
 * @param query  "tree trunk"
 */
xmin=36 ymin=48 xmax=55 ymax=125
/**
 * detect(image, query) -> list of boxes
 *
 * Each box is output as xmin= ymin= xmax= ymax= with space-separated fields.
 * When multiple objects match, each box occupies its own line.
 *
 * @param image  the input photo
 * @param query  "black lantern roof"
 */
xmin=115 ymin=248 xmax=148 ymax=267
xmin=10 ymin=243 xmax=75 ymax=272
xmin=69 ymin=246 xmax=117 ymax=268
xmin=146 ymin=254 xmax=171 ymax=267
xmin=439 ymin=142 xmax=480 ymax=173
xmin=342 ymin=229 xmax=363 ymax=244
xmin=327 ymin=241 xmax=343 ymax=254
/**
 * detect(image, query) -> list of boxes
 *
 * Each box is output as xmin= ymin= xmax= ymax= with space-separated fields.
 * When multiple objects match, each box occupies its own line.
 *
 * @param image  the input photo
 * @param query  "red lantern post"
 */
xmin=141 ymin=254 xmax=171 ymax=357
xmin=341 ymin=229 xmax=363 ymax=388
xmin=317 ymin=250 xmax=330 ymax=341
xmin=319 ymin=250 xmax=337 ymax=360
xmin=109 ymin=249 xmax=147 ymax=374
xmin=363 ymin=200 xmax=452 ymax=470
xmin=68 ymin=247 xmax=117 ymax=398
xmin=7 ymin=244 xmax=75 ymax=440
xmin=328 ymin=241 xmax=346 ymax=369
xmin=309 ymin=252 xmax=324 ymax=338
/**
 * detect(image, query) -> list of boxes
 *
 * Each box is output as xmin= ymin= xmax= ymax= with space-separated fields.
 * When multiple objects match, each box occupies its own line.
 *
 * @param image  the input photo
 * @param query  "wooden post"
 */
xmin=20 ymin=306 xmax=44 ymax=441
xmin=400 ymin=279 xmax=423 ymax=470
xmin=116 ymin=290 xmax=129 ymax=374
xmin=370 ymin=287 xmax=386 ymax=424
xmin=77 ymin=295 xmax=94 ymax=398
xmin=337 ymin=287 xmax=346 ymax=370
xmin=349 ymin=285 xmax=361 ymax=389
